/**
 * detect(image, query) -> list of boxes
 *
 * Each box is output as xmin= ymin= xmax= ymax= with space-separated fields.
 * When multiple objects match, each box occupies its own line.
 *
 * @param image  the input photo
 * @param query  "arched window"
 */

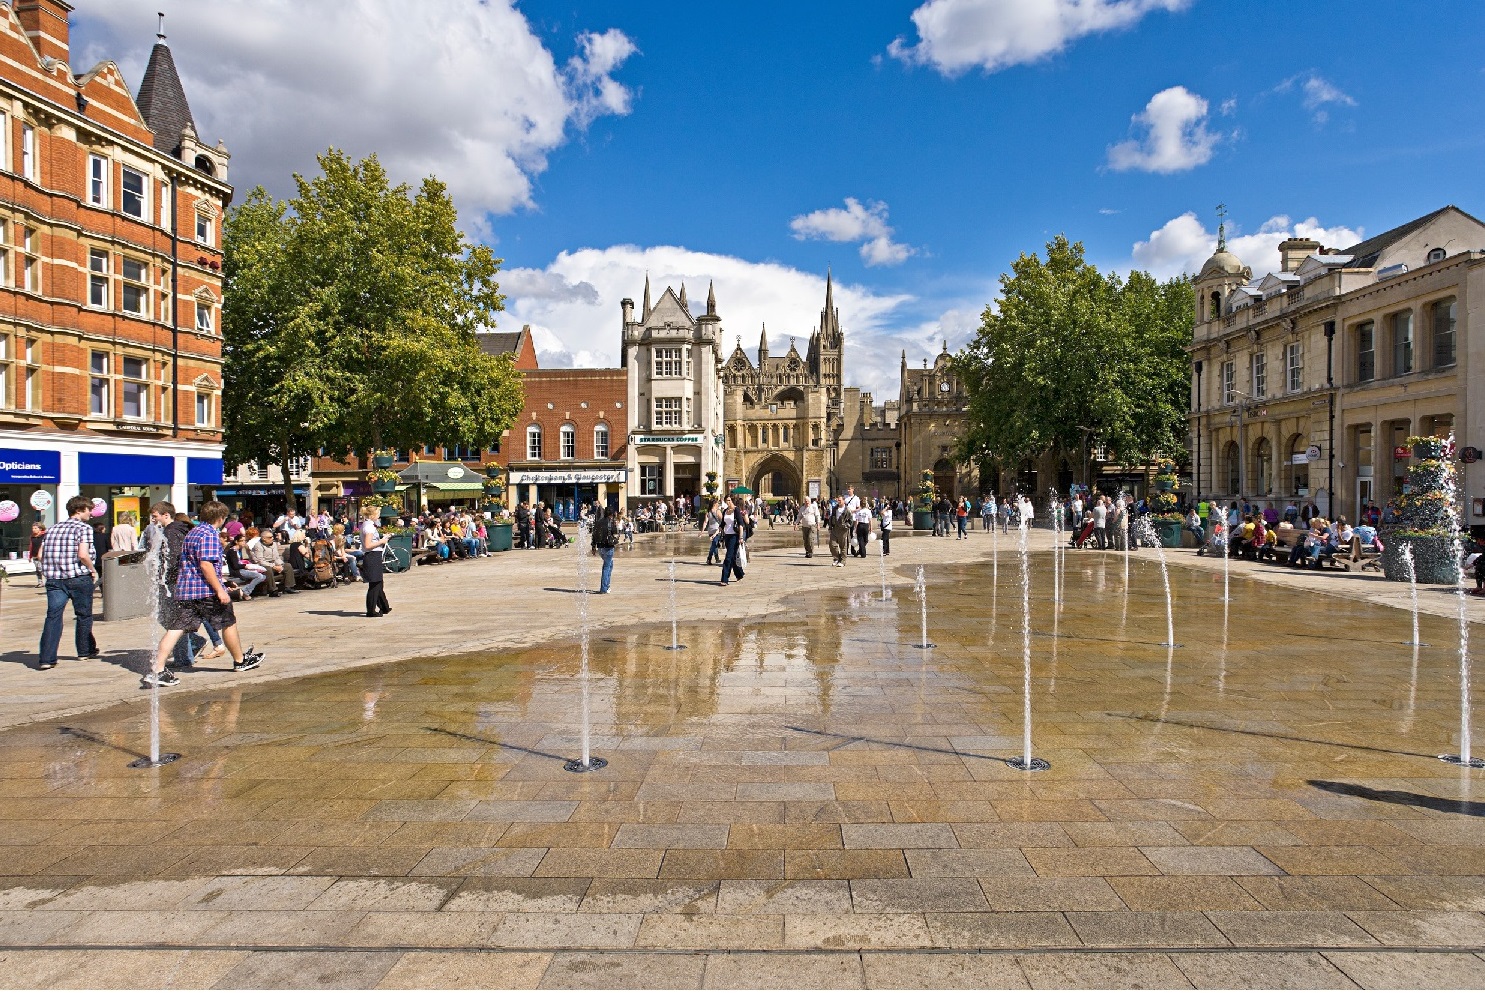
xmin=560 ymin=423 xmax=576 ymax=460
xmin=526 ymin=424 xmax=542 ymax=460
xmin=593 ymin=424 xmax=610 ymax=459
xmin=1223 ymin=441 xmax=1240 ymax=494
xmin=1283 ymin=434 xmax=1309 ymax=496
xmin=1209 ymin=290 xmax=1221 ymax=320
xmin=1252 ymin=436 xmax=1273 ymax=496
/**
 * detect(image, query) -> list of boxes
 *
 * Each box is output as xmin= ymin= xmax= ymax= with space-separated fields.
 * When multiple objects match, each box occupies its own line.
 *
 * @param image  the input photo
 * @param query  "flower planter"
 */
xmin=484 ymin=466 xmax=502 ymax=479
xmin=1155 ymin=519 xmax=1183 ymax=548
xmin=372 ymin=455 xmax=395 ymax=469
xmin=372 ymin=479 xmax=397 ymax=494
xmin=912 ymin=510 xmax=935 ymax=531
xmin=379 ymin=505 xmax=401 ymax=520
xmin=1155 ymin=479 xmax=1174 ymax=493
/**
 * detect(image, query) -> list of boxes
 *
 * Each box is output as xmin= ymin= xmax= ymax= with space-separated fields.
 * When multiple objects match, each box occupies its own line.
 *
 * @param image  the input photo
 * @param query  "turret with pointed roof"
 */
xmin=136 ymin=33 xmax=194 ymax=157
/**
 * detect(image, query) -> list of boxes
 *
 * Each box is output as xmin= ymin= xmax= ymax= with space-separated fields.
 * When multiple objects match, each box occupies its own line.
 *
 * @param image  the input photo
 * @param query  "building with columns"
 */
xmin=622 ymin=278 xmax=725 ymax=503
xmin=898 ymin=343 xmax=976 ymax=501
xmin=1189 ymin=205 xmax=1485 ymax=526
xmin=0 ymin=2 xmax=231 ymax=560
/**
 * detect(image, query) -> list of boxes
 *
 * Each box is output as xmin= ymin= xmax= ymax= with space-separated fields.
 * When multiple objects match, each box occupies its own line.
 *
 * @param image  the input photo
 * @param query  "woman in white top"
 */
xmin=110 ymin=512 xmax=139 ymax=552
xmin=360 ymin=506 xmax=390 ymax=617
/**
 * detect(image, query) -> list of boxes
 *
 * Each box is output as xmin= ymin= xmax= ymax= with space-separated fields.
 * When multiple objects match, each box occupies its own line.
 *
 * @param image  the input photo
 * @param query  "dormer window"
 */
xmin=1426 ymin=247 xmax=1446 ymax=264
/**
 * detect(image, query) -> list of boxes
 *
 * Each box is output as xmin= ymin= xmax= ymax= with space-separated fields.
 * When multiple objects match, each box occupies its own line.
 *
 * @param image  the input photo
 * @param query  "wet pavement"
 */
xmin=0 ymin=545 xmax=1481 ymax=988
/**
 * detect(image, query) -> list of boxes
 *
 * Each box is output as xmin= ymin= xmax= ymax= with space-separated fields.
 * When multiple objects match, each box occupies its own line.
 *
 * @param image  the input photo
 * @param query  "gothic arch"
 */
xmin=749 ymin=453 xmax=801 ymax=500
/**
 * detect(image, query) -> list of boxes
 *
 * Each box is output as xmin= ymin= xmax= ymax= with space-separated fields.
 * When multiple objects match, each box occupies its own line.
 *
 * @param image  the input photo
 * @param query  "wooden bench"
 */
xmin=1269 ymin=526 xmax=1344 ymax=570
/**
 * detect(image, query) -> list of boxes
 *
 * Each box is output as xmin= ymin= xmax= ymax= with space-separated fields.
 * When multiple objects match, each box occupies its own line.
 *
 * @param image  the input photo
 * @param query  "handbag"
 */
xmin=736 ymin=542 xmax=748 ymax=568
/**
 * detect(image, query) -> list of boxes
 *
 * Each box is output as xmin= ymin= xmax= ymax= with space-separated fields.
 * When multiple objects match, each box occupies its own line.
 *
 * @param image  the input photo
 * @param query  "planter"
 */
xmin=379 ymin=505 xmax=401 ymax=520
xmin=372 ymin=455 xmax=395 ymax=469
xmin=484 ymin=482 xmax=504 ymax=496
xmin=488 ymin=521 xmax=514 ymax=552
xmin=484 ymin=466 xmax=502 ymax=479
xmin=912 ymin=510 xmax=935 ymax=531
xmin=1154 ymin=519 xmax=1183 ymax=548
xmin=1155 ymin=479 xmax=1174 ymax=493
xmin=372 ymin=479 xmax=397 ymax=494
xmin=1412 ymin=441 xmax=1445 ymax=460
xmin=1382 ymin=532 xmax=1460 ymax=584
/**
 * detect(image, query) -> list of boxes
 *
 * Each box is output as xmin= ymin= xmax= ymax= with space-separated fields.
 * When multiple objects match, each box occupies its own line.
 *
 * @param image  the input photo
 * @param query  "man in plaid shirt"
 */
xmin=36 ymin=495 xmax=100 ymax=670
xmin=143 ymin=500 xmax=263 ymax=689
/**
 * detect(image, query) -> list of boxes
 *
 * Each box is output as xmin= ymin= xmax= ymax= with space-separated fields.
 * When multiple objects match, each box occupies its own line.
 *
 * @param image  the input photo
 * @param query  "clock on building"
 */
xmin=939 ymin=380 xmax=950 ymax=393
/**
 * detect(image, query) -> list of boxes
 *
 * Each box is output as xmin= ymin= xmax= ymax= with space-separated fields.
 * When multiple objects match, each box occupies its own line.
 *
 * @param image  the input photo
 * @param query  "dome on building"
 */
xmin=1199 ymin=249 xmax=1246 ymax=279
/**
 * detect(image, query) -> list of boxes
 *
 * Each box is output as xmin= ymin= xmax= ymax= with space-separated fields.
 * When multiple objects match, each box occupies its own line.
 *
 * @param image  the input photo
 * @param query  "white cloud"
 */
xmin=889 ymin=0 xmax=1189 ymax=75
xmin=1107 ymin=85 xmax=1220 ymax=173
xmin=72 ymin=1 xmax=638 ymax=221
xmin=789 ymin=198 xmax=916 ymax=267
xmin=1130 ymin=211 xmax=1365 ymax=280
xmin=1275 ymin=71 xmax=1357 ymax=125
xmin=503 ymin=245 xmax=983 ymax=397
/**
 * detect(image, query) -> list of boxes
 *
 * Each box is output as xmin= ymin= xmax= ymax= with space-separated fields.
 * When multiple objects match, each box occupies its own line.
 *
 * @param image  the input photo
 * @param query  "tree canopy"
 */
xmin=955 ymin=235 xmax=1192 ymax=483
xmin=222 ymin=150 xmax=525 ymax=504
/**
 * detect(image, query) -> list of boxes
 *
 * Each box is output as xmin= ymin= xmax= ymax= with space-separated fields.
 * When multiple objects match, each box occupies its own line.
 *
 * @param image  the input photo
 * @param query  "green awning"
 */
xmin=425 ymin=481 xmax=485 ymax=491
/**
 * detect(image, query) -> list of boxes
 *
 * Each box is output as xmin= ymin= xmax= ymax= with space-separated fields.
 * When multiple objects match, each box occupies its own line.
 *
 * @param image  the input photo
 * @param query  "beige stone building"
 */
xmin=1189 ymin=205 xmax=1485 ymax=526
xmin=897 ymin=344 xmax=976 ymax=501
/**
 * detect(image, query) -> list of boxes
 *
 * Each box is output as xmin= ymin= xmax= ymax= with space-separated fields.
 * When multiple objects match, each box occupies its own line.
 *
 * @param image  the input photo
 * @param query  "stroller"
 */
xmin=545 ymin=520 xmax=571 ymax=548
xmin=1071 ymin=516 xmax=1095 ymax=548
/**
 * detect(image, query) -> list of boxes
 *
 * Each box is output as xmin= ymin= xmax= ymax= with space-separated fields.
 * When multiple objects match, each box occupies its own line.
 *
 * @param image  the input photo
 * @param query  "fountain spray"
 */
xmin=129 ymin=528 xmax=180 ymax=769
xmin=1400 ymin=543 xmax=1426 ymax=647
xmin=1006 ymin=514 xmax=1048 ymax=771
xmin=1439 ymin=432 xmax=1481 ymax=768
xmin=663 ymin=558 xmax=685 ymax=651
xmin=565 ymin=521 xmax=606 ymax=773
xmin=912 ymin=565 xmax=934 ymax=649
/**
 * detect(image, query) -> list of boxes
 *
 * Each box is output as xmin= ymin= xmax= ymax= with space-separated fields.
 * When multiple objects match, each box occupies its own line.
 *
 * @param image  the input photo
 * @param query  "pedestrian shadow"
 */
xmin=542 ymin=587 xmax=587 ymax=594
xmin=424 ymin=726 xmax=581 ymax=765
xmin=1309 ymin=779 xmax=1485 ymax=817
xmin=656 ymin=578 xmax=720 ymax=586
xmin=303 ymin=610 xmax=370 ymax=618
xmin=1111 ymin=712 xmax=1439 ymax=761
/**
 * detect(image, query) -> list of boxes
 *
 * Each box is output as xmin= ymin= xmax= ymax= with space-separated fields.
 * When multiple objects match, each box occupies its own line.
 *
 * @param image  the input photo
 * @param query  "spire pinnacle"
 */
xmin=642 ymin=273 xmax=651 ymax=320
xmin=157 ymin=11 xmax=167 ymax=43
xmin=1216 ymin=203 xmax=1228 ymax=251
xmin=706 ymin=280 xmax=716 ymax=316
xmin=679 ymin=283 xmax=688 ymax=310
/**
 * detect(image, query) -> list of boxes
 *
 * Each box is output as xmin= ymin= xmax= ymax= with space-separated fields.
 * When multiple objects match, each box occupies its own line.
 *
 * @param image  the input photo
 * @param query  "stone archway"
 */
xmin=933 ymin=457 xmax=957 ymax=501
xmin=750 ymin=453 xmax=802 ymax=500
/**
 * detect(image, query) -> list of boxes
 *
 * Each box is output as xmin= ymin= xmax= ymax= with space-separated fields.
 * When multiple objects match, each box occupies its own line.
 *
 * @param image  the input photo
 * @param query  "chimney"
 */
xmin=14 ymin=0 xmax=72 ymax=66
xmin=620 ymin=297 xmax=634 ymax=324
xmin=1277 ymin=237 xmax=1321 ymax=273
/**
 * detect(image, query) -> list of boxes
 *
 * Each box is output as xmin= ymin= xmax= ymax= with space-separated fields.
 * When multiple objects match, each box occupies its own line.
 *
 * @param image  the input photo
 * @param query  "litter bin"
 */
xmin=488 ymin=521 xmax=513 ymax=552
xmin=102 ymin=549 xmax=154 ymax=622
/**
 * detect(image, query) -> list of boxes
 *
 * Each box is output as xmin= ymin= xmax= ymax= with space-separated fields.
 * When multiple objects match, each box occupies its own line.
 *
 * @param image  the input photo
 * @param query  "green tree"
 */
xmin=955 ymin=236 xmax=1192 ymax=489
xmin=223 ymin=151 xmax=525 ymax=510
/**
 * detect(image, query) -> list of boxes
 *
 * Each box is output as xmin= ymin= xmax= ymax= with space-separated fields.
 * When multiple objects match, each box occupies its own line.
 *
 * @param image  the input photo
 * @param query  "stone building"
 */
xmin=622 ymin=278 xmax=725 ymax=504
xmin=898 ymin=343 xmax=976 ymax=501
xmin=0 ymin=3 xmax=231 ymax=559
xmin=721 ymin=273 xmax=847 ymax=500
xmin=1189 ymin=205 xmax=1485 ymax=526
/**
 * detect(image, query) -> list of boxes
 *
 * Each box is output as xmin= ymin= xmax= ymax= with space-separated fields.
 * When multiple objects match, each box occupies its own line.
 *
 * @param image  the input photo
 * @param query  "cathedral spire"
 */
xmin=679 ymin=283 xmax=688 ymax=310
xmin=706 ymin=280 xmax=716 ymax=316
xmin=642 ymin=273 xmax=651 ymax=320
xmin=824 ymin=267 xmax=834 ymax=317
xmin=759 ymin=324 xmax=769 ymax=363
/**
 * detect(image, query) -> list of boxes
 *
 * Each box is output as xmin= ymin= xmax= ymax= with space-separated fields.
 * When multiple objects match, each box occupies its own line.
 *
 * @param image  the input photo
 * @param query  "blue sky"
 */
xmin=76 ymin=0 xmax=1485 ymax=396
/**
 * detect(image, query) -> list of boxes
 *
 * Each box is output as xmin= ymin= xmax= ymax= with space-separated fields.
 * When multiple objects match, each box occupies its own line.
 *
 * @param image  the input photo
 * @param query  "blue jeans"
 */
xmin=173 ymin=615 xmax=222 ymax=667
xmin=707 ymin=533 xmax=722 ymax=562
xmin=40 ymin=575 xmax=96 ymax=667
xmin=598 ymin=546 xmax=614 ymax=593
xmin=720 ymin=534 xmax=744 ymax=583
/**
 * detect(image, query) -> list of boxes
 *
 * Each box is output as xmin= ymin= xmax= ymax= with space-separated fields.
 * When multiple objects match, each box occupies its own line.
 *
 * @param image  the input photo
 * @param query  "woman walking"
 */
xmin=719 ymin=496 xmax=746 ymax=585
xmin=360 ymin=505 xmax=391 ymax=617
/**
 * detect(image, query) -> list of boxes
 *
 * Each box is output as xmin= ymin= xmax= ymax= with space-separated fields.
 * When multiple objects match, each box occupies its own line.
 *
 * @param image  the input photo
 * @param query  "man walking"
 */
xmin=143 ymin=501 xmax=262 ymax=689
xmin=798 ymin=497 xmax=819 ymax=558
xmin=36 ymin=495 xmax=99 ymax=670
xmin=515 ymin=500 xmax=532 ymax=549
xmin=828 ymin=497 xmax=852 ymax=567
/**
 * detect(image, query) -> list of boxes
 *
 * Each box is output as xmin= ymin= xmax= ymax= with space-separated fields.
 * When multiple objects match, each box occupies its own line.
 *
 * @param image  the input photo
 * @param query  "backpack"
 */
xmin=593 ymin=516 xmax=618 ymax=549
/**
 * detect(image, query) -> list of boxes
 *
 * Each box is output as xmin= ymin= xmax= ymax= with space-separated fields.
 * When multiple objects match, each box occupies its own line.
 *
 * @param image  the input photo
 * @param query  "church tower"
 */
xmin=816 ymin=269 xmax=843 ymax=391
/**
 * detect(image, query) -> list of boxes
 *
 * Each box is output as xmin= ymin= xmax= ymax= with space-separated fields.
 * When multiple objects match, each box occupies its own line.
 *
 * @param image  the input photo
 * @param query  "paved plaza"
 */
xmin=1 ymin=529 xmax=1483 ymax=989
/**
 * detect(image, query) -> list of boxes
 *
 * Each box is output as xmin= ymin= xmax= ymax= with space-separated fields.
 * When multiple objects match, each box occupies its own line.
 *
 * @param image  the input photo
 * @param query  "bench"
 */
xmin=1269 ymin=526 xmax=1348 ymax=570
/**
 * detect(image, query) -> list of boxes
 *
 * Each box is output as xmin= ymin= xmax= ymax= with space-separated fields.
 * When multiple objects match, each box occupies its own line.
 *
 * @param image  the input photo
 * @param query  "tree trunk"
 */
xmin=282 ymin=433 xmax=296 ymax=518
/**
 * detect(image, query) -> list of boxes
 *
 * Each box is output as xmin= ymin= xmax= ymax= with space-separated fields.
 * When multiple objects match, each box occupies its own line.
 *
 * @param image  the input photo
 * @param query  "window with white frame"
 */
xmin=195 ymin=211 xmax=212 ymax=246
xmin=1391 ymin=310 xmax=1413 ymax=376
xmin=121 ymin=167 xmax=146 ymax=219
xmin=526 ymin=424 xmax=542 ymax=460
xmin=653 ymin=396 xmax=683 ymax=427
xmin=20 ymin=124 xmax=35 ymax=181
xmin=87 ymin=248 xmax=108 ymax=307
xmin=89 ymin=352 xmax=110 ymax=416
xmin=1251 ymin=351 xmax=1267 ymax=398
xmin=0 ymin=219 xmax=8 ymax=285
xmin=195 ymin=300 xmax=213 ymax=333
xmin=653 ymin=347 xmax=682 ymax=377
xmin=0 ymin=112 xmax=7 ymax=171
xmin=0 ymin=334 xmax=9 ymax=408
xmin=22 ymin=338 xmax=37 ymax=410
xmin=19 ymin=226 xmax=37 ymax=291
xmin=121 ymin=356 xmax=148 ymax=419
xmin=160 ymin=181 xmax=170 ymax=230
xmin=195 ymin=390 xmax=213 ymax=427
xmin=88 ymin=154 xmax=108 ymax=206
xmin=1286 ymin=341 xmax=1302 ymax=393
xmin=1356 ymin=321 xmax=1375 ymax=382
xmin=640 ymin=463 xmax=660 ymax=496
xmin=1221 ymin=360 xmax=1235 ymax=405
xmin=560 ymin=424 xmax=575 ymax=459
xmin=593 ymin=423 xmax=609 ymax=459
xmin=1431 ymin=297 xmax=1456 ymax=368
xmin=121 ymin=257 xmax=148 ymax=316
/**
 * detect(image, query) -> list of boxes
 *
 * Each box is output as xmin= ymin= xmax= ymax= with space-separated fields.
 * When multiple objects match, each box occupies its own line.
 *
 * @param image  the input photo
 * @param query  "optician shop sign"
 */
xmin=0 ymin=448 xmax=60 ymax=484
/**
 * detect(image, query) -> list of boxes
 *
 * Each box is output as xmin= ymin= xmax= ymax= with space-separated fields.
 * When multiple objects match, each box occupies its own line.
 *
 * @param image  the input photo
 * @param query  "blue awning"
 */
xmin=78 ymin=452 xmax=173 ymax=486
xmin=187 ymin=457 xmax=224 ymax=485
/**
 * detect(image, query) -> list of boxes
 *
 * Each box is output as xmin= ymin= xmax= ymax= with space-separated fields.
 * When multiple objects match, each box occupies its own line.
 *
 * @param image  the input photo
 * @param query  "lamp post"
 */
xmin=1193 ymin=360 xmax=1203 ymax=499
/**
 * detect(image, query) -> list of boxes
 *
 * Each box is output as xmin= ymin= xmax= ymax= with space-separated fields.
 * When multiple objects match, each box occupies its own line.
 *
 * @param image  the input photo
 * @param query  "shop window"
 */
xmin=121 ymin=258 xmax=149 ymax=316
xmin=593 ymin=424 xmax=609 ymax=459
xmin=88 ymin=249 xmax=108 ymax=308
xmin=121 ymin=166 xmax=146 ymax=219
xmin=526 ymin=424 xmax=542 ymax=460
xmin=89 ymin=352 xmax=109 ymax=416
xmin=88 ymin=154 xmax=108 ymax=206
xmin=560 ymin=424 xmax=575 ymax=460
xmin=1431 ymin=297 xmax=1456 ymax=368
xmin=640 ymin=463 xmax=660 ymax=496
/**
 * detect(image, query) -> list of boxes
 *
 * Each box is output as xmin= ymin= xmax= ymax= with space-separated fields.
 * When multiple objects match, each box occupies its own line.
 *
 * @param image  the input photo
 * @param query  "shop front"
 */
xmin=0 ymin=435 xmax=223 ymax=563
xmin=508 ymin=468 xmax=627 ymax=517
xmin=397 ymin=461 xmax=487 ymax=513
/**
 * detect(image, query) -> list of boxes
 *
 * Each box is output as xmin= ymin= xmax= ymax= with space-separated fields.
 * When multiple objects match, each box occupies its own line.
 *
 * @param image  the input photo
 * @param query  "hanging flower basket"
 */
xmin=483 ymin=463 xmax=503 ymax=479
xmin=1411 ymin=438 xmax=1445 ymax=460
xmin=484 ymin=480 xmax=504 ymax=496
xmin=372 ymin=451 xmax=395 ymax=469
xmin=1155 ymin=479 xmax=1174 ymax=493
xmin=372 ymin=479 xmax=397 ymax=494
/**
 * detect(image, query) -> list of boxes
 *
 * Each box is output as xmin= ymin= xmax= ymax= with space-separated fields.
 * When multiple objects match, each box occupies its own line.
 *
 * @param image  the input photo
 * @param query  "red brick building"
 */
xmin=0 ymin=1 xmax=231 ymax=558
xmin=497 ymin=366 xmax=628 ymax=515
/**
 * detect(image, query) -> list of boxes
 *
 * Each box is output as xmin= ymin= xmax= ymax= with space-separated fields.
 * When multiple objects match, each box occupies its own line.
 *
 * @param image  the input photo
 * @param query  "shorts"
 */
xmin=169 ymin=596 xmax=237 ymax=632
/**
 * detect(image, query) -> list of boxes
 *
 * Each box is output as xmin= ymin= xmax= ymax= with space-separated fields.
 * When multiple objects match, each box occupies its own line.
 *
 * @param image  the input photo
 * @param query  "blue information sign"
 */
xmin=0 ymin=448 xmax=60 ymax=484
